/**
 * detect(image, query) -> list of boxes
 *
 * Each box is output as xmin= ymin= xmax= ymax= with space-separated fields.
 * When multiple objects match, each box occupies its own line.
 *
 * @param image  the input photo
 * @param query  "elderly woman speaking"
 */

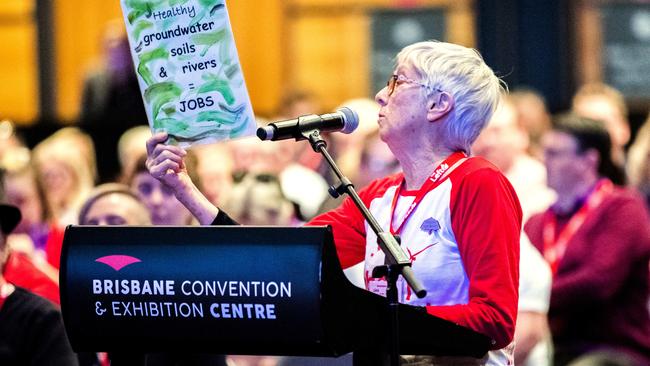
xmin=145 ymin=41 xmax=521 ymax=366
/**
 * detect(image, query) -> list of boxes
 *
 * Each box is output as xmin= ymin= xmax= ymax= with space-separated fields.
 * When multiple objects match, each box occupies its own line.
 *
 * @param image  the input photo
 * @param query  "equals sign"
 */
xmin=188 ymin=83 xmax=195 ymax=90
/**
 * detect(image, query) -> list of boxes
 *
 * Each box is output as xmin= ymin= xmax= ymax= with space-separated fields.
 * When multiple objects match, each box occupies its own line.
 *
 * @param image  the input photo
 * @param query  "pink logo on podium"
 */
xmin=95 ymin=255 xmax=142 ymax=271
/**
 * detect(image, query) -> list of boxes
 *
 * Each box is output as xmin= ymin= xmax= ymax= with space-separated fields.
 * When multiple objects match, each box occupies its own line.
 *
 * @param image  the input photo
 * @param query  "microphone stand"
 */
xmin=302 ymin=129 xmax=427 ymax=366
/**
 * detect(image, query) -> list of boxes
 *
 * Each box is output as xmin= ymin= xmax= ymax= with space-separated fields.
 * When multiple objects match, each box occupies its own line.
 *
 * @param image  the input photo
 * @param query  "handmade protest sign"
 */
xmin=120 ymin=0 xmax=256 ymax=147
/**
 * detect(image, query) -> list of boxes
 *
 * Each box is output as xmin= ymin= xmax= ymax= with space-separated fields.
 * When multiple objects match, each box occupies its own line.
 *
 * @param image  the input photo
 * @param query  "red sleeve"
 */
xmin=425 ymin=167 xmax=521 ymax=349
xmin=308 ymin=195 xmax=367 ymax=269
xmin=3 ymin=252 xmax=60 ymax=305
xmin=45 ymin=223 xmax=65 ymax=270
xmin=307 ymin=177 xmax=400 ymax=269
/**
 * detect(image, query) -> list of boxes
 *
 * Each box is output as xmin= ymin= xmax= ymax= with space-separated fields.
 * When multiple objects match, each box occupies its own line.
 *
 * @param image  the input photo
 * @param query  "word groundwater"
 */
xmin=93 ymin=279 xmax=292 ymax=298
xmin=142 ymin=21 xmax=216 ymax=47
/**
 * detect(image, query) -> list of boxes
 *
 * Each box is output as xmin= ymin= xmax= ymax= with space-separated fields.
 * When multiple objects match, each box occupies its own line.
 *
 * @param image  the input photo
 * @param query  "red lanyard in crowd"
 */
xmin=542 ymin=179 xmax=614 ymax=275
xmin=389 ymin=151 xmax=467 ymax=235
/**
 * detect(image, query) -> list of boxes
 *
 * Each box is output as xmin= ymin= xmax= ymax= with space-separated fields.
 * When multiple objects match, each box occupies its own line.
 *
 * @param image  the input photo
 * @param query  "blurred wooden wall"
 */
xmin=0 ymin=0 xmax=38 ymax=123
xmin=286 ymin=0 xmax=475 ymax=113
xmin=0 ymin=0 xmax=473 ymax=124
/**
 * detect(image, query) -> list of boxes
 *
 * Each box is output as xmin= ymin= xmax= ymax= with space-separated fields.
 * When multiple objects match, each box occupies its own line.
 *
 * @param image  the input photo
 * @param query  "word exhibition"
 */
xmin=104 ymin=301 xmax=278 ymax=320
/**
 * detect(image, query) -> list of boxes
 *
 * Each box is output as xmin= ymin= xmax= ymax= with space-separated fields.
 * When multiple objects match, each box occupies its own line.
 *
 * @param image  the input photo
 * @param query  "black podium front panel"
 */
xmin=61 ymin=226 xmax=336 ymax=355
xmin=62 ymin=225 xmax=492 ymax=359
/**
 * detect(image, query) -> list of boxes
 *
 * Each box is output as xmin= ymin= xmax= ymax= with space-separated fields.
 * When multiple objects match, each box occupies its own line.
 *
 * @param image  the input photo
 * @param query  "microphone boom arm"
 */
xmin=303 ymin=129 xmax=426 ymax=298
xmin=303 ymin=129 xmax=426 ymax=366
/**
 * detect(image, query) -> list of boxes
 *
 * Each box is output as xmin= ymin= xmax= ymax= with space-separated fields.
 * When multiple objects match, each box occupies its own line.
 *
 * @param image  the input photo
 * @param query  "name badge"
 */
xmin=367 ymin=279 xmax=387 ymax=297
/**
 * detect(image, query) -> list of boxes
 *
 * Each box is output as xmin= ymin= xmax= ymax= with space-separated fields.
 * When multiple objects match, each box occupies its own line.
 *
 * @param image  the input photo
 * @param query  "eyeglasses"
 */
xmin=386 ymin=74 xmax=440 ymax=96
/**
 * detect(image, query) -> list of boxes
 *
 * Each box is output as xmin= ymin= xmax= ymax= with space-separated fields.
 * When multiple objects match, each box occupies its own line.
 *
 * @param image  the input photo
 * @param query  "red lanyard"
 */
xmin=543 ymin=179 xmax=613 ymax=274
xmin=389 ymin=152 xmax=467 ymax=235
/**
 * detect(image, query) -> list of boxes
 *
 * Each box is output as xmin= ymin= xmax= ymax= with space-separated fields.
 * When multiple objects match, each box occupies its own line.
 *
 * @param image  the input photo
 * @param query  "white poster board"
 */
xmin=120 ymin=0 xmax=256 ymax=147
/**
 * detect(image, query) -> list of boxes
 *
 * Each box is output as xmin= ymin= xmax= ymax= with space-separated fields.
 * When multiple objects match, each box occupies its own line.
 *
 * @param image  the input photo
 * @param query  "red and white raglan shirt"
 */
xmin=309 ymin=152 xmax=522 ymax=365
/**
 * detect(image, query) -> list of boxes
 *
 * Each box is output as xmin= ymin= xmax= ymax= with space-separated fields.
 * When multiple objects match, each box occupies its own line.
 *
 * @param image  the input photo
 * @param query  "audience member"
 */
xmin=471 ymin=96 xmax=553 ymax=366
xmin=273 ymin=89 xmax=334 ymax=183
xmin=330 ymin=98 xmax=381 ymax=183
xmin=1 ymin=150 xmax=50 ymax=257
xmin=516 ymin=234 xmax=552 ymax=366
xmin=227 ymin=120 xmax=329 ymax=220
xmin=227 ymin=117 xmax=270 ymax=179
xmin=626 ymin=112 xmax=650 ymax=207
xmin=32 ymin=128 xmax=96 ymax=226
xmin=222 ymin=173 xmax=295 ymax=366
xmin=79 ymin=19 xmax=148 ymax=183
xmin=473 ymin=95 xmax=555 ymax=219
xmin=0 ymin=202 xmax=78 ymax=365
xmin=193 ymin=142 xmax=235 ymax=207
xmin=572 ymin=83 xmax=630 ymax=166
xmin=78 ymin=183 xmax=151 ymax=226
xmin=0 ymin=168 xmax=60 ymax=305
xmin=1 ymin=155 xmax=62 ymax=279
xmin=78 ymin=184 xmax=148 ymax=366
xmin=123 ymin=154 xmax=195 ymax=225
xmin=510 ymin=88 xmax=551 ymax=159
xmin=357 ymin=131 xmax=401 ymax=189
xmin=223 ymin=173 xmax=296 ymax=226
xmin=117 ymin=125 xmax=151 ymax=182
xmin=525 ymin=114 xmax=650 ymax=366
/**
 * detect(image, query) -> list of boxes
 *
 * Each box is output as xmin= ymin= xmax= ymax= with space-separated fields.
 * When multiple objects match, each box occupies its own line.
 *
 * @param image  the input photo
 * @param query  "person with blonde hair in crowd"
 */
xmin=572 ymin=83 xmax=630 ymax=166
xmin=146 ymin=40 xmax=521 ymax=365
xmin=330 ymin=98 xmax=382 ymax=183
xmin=117 ymin=125 xmax=152 ymax=182
xmin=0 ymin=168 xmax=60 ymax=305
xmin=193 ymin=142 xmax=235 ymax=207
xmin=510 ymin=88 xmax=552 ymax=159
xmin=32 ymin=128 xmax=96 ymax=226
xmin=473 ymin=94 xmax=555 ymax=219
xmin=626 ymin=112 xmax=650 ymax=207
xmin=1 ymin=152 xmax=62 ymax=281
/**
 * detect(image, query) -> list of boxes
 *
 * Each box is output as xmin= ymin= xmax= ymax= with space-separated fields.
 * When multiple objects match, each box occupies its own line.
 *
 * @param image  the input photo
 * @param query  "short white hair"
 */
xmin=396 ymin=41 xmax=506 ymax=153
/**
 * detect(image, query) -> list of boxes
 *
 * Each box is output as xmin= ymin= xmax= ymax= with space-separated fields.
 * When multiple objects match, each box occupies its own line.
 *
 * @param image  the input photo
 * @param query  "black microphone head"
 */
xmin=338 ymin=107 xmax=359 ymax=134
xmin=256 ymin=125 xmax=274 ymax=141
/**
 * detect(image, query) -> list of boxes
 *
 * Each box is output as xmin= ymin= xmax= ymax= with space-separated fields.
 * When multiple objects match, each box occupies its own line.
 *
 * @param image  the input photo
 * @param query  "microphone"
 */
xmin=257 ymin=107 xmax=359 ymax=141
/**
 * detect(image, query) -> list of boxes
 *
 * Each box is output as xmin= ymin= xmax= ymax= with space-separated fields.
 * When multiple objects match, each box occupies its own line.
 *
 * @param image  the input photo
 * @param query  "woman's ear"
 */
xmin=427 ymin=91 xmax=454 ymax=122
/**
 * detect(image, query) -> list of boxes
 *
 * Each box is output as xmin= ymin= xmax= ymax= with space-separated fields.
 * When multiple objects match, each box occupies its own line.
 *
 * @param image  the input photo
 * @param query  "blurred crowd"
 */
xmin=0 ymin=25 xmax=650 ymax=366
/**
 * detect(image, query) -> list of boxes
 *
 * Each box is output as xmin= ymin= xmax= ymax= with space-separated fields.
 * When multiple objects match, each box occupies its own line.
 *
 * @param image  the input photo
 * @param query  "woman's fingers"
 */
xmin=146 ymin=132 xmax=168 ymax=156
xmin=148 ymin=159 xmax=181 ymax=179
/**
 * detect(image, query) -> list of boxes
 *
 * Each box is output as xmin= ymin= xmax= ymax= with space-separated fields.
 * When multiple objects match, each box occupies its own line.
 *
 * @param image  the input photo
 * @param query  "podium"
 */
xmin=60 ymin=225 xmax=490 ymax=359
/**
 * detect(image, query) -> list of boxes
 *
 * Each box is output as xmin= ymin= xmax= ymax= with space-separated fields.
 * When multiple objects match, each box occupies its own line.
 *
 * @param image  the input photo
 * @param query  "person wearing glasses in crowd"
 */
xmin=525 ymin=115 xmax=650 ymax=366
xmin=145 ymin=41 xmax=521 ymax=365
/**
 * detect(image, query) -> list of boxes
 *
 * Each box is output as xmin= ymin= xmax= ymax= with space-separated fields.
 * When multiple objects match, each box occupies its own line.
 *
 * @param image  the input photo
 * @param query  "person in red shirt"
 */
xmin=145 ymin=41 xmax=521 ymax=365
xmin=525 ymin=114 xmax=650 ymax=366
xmin=0 ymin=203 xmax=78 ymax=365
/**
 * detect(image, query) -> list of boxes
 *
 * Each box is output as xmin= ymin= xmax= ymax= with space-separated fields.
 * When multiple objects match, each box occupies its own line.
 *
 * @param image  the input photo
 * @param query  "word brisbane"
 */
xmin=93 ymin=279 xmax=292 ymax=298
